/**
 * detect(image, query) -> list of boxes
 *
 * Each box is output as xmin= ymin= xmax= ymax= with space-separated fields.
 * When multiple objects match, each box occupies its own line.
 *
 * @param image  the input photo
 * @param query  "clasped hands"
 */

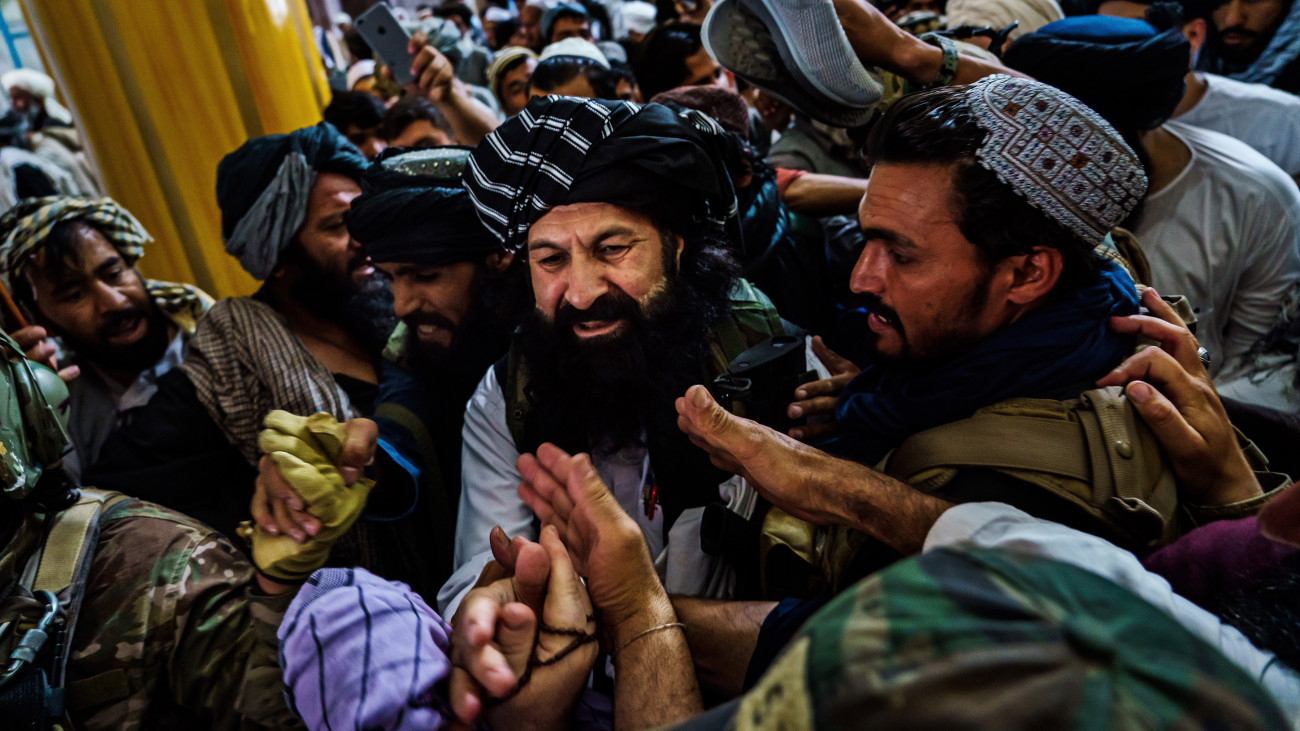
xmin=446 ymin=445 xmax=673 ymax=730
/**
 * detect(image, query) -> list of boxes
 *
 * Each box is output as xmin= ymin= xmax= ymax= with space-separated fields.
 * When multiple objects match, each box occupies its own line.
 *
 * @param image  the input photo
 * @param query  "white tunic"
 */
xmin=1133 ymin=121 xmax=1300 ymax=409
xmin=1176 ymin=74 xmax=1300 ymax=177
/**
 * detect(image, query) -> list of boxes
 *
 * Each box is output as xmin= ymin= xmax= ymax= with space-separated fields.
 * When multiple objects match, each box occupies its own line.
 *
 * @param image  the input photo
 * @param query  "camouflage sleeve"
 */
xmin=78 ymin=501 xmax=304 ymax=730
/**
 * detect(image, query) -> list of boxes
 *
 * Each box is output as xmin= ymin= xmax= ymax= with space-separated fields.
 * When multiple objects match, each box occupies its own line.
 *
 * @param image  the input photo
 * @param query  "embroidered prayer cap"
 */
xmin=348 ymin=147 xmax=501 ymax=267
xmin=215 ymin=122 xmax=369 ymax=280
xmin=703 ymin=547 xmax=1287 ymax=730
xmin=464 ymin=95 xmax=741 ymax=252
xmin=0 ymin=195 xmax=152 ymax=294
xmin=964 ymin=75 xmax=1147 ymax=246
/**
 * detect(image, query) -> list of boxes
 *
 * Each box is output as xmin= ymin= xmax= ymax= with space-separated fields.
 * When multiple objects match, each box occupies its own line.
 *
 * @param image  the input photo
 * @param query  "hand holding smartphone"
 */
xmin=353 ymin=2 xmax=416 ymax=85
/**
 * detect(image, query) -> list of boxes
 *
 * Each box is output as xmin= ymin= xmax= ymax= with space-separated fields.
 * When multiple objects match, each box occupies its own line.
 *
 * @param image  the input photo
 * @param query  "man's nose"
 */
xmin=849 ymin=242 xmax=887 ymax=295
xmin=92 ymin=280 xmax=131 ymax=312
xmin=564 ymin=258 xmax=609 ymax=311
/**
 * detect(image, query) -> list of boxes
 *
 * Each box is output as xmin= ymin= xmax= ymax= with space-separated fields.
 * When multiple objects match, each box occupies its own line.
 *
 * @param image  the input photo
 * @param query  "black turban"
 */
xmin=464 ymin=96 xmax=741 ymax=252
xmin=348 ymin=147 xmax=501 ymax=267
xmin=1004 ymin=16 xmax=1190 ymax=133
xmin=215 ymin=122 xmax=368 ymax=279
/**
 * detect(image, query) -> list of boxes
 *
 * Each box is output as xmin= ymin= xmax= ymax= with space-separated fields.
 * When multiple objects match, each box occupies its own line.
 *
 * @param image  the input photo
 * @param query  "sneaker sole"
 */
xmin=703 ymin=0 xmax=877 ymax=127
xmin=740 ymin=0 xmax=882 ymax=108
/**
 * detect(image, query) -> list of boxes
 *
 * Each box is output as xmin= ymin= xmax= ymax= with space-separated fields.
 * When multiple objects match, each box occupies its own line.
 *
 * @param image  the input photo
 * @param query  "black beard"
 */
xmin=290 ymin=255 xmax=397 ymax=355
xmin=55 ymin=300 xmax=173 ymax=374
xmin=516 ymin=274 xmax=722 ymax=454
xmin=404 ymin=269 xmax=512 ymax=381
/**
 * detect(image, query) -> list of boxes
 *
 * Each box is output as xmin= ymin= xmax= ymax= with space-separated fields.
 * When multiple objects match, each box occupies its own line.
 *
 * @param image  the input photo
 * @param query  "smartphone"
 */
xmin=354 ymin=2 xmax=416 ymax=85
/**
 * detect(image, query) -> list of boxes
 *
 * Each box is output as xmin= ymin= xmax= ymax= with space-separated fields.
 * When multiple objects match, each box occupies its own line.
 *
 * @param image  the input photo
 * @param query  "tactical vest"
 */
xmin=755 ymin=292 xmax=1238 ymax=599
xmin=0 ymin=488 xmax=128 ymax=731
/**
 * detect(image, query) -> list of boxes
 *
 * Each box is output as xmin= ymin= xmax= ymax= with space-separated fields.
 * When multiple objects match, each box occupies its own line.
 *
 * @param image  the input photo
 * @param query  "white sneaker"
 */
xmin=702 ymin=0 xmax=882 ymax=127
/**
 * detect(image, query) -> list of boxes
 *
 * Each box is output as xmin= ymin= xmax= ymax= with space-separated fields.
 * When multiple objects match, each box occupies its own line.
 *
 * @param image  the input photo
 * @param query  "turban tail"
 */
xmin=216 ymin=121 xmax=368 ymax=280
xmin=1004 ymin=17 xmax=1191 ymax=132
xmin=465 ymin=96 xmax=741 ymax=252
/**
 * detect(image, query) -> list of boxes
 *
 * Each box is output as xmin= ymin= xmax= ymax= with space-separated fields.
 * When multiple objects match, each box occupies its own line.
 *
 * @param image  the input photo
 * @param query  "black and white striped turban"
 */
xmin=464 ymin=95 xmax=741 ymax=252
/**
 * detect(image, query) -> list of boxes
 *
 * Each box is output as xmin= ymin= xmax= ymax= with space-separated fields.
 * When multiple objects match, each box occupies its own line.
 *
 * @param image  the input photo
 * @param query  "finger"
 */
xmin=792 ymin=377 xmax=847 ymax=402
xmin=263 ymin=463 xmax=321 ymax=537
xmin=10 ymin=325 xmax=47 ymax=351
xmin=679 ymin=384 xmax=740 ymax=447
xmin=1125 ymin=380 xmax=1203 ymax=461
xmin=789 ymin=420 xmax=836 ymax=441
xmin=1106 ymin=315 xmax=1200 ymax=374
xmin=250 ymin=468 xmax=277 ymax=535
xmin=56 ymin=365 xmax=80 ymax=382
xmin=1140 ymin=287 xmax=1188 ymax=328
xmin=447 ymin=667 xmax=484 ymax=726
xmin=788 ymin=395 xmax=837 ymax=420
xmin=1097 ymin=345 xmax=1205 ymax=409
xmin=24 ymin=340 xmax=56 ymax=365
xmin=269 ymin=491 xmax=305 ymax=543
xmin=338 ymin=418 xmax=378 ymax=485
xmin=512 ymin=539 xmax=551 ymax=615
xmin=539 ymin=524 xmax=593 ymax=626
xmin=519 ymin=480 xmax=561 ymax=530
xmin=535 ymin=442 xmax=577 ymax=482
xmin=489 ymin=525 xmax=519 ymax=573
xmin=811 ymin=335 xmax=857 ymax=375
xmin=494 ymin=602 xmax=538 ymax=691
xmin=521 ymin=448 xmax=577 ymax=523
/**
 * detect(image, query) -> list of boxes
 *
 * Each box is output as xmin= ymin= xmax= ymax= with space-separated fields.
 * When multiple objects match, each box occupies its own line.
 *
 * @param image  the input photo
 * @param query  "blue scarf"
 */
xmin=822 ymin=260 xmax=1139 ymax=464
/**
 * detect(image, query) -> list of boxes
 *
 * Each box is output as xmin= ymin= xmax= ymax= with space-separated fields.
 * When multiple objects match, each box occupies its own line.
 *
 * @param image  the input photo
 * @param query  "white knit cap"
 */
xmin=539 ymin=37 xmax=610 ymax=68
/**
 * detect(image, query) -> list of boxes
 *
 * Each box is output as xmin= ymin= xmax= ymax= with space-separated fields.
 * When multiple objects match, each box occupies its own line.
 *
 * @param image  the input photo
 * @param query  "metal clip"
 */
xmin=0 ymin=590 xmax=59 ymax=688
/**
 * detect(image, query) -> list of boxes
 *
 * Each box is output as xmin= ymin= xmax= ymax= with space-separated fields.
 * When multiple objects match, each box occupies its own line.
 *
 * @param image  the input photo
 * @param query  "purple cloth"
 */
xmin=1141 ymin=517 xmax=1297 ymax=611
xmin=278 ymin=568 xmax=453 ymax=731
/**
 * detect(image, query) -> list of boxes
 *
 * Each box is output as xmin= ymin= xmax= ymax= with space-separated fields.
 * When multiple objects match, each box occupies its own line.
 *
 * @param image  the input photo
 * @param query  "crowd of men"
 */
xmin=0 ymin=0 xmax=1299 ymax=727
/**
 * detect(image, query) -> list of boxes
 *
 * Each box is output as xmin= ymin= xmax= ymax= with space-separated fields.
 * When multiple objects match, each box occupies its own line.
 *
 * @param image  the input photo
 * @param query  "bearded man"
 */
xmin=345 ymin=147 xmax=517 ymax=571
xmin=80 ymin=124 xmax=451 ymax=600
xmin=436 ymin=96 xmax=828 ymax=613
xmin=0 ymin=197 xmax=212 ymax=480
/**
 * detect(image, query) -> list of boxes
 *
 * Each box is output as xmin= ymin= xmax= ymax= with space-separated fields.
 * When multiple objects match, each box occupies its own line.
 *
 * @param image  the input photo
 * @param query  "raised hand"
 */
xmin=788 ymin=335 xmax=859 ymax=441
xmin=1097 ymin=287 xmax=1260 ymax=506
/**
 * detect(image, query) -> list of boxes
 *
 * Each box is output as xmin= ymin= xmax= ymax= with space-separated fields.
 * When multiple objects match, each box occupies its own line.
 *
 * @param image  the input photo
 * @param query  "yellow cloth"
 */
xmin=247 ymin=411 xmax=375 ymax=582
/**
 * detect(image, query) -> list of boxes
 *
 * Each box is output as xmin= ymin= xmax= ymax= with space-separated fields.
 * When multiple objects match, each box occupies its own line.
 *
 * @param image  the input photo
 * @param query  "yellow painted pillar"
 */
xmin=18 ymin=0 xmax=331 ymax=299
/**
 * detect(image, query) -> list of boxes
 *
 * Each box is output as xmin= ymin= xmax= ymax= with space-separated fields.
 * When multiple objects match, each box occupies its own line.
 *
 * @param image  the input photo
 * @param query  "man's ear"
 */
xmin=673 ymin=233 xmax=685 ymax=269
xmin=1003 ymin=246 xmax=1063 ymax=305
xmin=485 ymin=250 xmax=514 ymax=274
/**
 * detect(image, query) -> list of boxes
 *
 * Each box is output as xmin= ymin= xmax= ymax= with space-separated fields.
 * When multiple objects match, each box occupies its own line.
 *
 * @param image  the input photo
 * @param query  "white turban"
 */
xmin=1 ymin=69 xmax=73 ymax=126
xmin=946 ymin=0 xmax=1065 ymax=40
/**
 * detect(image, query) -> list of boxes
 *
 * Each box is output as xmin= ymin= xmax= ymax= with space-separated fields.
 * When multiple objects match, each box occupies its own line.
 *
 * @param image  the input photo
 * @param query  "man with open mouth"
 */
xmin=0 ymin=196 xmax=212 ymax=481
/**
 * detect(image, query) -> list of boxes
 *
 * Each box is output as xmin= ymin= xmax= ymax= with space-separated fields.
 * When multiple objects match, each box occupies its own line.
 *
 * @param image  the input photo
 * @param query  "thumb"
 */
xmin=512 ymin=539 xmax=551 ymax=616
xmin=339 ymin=418 xmax=378 ymax=485
xmin=1126 ymin=381 xmax=1198 ymax=460
xmin=684 ymin=384 xmax=736 ymax=438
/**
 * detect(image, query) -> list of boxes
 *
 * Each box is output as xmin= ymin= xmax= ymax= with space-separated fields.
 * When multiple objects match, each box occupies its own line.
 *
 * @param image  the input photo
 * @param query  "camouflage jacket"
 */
xmin=9 ymin=498 xmax=303 ymax=730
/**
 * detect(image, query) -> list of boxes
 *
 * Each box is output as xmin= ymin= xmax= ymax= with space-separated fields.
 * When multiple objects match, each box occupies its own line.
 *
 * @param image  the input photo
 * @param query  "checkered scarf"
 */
xmin=465 ymin=96 xmax=739 ymax=252
xmin=180 ymin=297 xmax=354 ymax=465
xmin=0 ymin=196 xmax=211 ymax=331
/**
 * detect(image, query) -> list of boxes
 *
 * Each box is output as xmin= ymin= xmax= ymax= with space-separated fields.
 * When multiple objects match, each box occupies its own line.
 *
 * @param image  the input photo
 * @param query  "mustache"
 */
xmin=404 ymin=310 xmax=458 ymax=332
xmin=859 ymin=292 xmax=902 ymax=332
xmin=101 ymin=306 xmax=148 ymax=336
xmin=553 ymin=289 xmax=641 ymax=332
xmin=1220 ymin=24 xmax=1264 ymax=39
